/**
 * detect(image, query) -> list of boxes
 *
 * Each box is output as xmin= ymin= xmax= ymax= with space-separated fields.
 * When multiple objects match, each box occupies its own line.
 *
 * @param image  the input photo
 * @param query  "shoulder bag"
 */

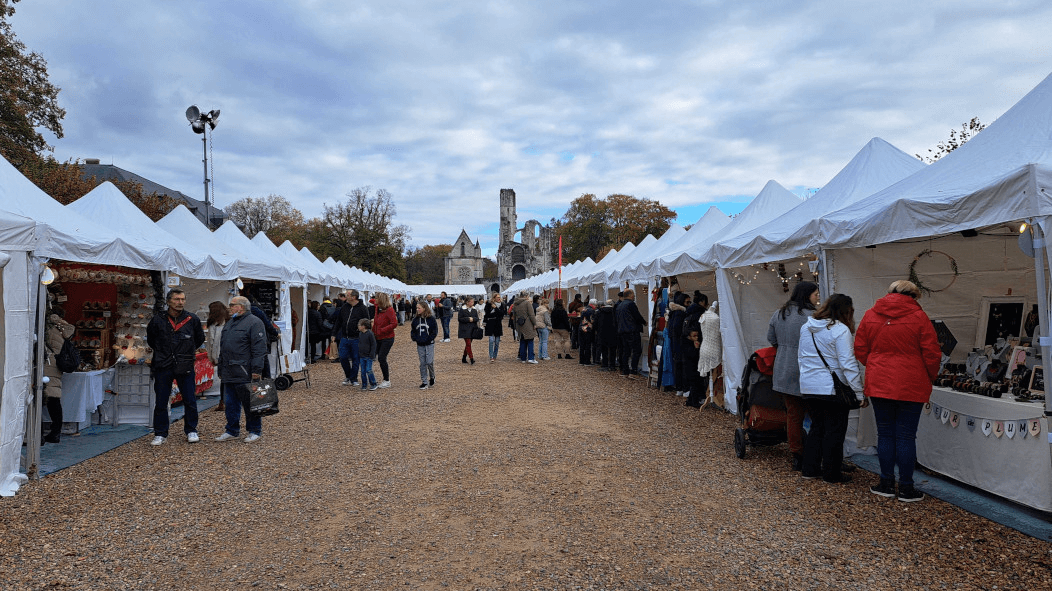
xmin=811 ymin=332 xmax=861 ymax=409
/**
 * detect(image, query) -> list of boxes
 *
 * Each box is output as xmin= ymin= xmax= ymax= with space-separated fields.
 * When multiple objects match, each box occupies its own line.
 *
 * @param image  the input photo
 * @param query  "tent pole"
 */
xmin=26 ymin=269 xmax=47 ymax=479
xmin=1035 ymin=219 xmax=1052 ymax=417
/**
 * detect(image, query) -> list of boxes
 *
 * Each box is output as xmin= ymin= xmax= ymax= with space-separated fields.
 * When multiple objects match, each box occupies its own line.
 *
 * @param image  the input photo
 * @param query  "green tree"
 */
xmin=553 ymin=193 xmax=676 ymax=263
xmin=404 ymin=244 xmax=454 ymax=285
xmin=311 ymin=187 xmax=410 ymax=281
xmin=917 ymin=117 xmax=985 ymax=163
xmin=0 ymin=0 xmax=65 ymax=169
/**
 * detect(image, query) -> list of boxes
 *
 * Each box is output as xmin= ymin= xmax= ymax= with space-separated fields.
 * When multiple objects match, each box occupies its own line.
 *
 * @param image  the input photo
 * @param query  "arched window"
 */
xmin=512 ymin=265 xmax=527 ymax=280
xmin=461 ymin=244 xmax=465 ymax=257
xmin=511 ymin=245 xmax=525 ymax=263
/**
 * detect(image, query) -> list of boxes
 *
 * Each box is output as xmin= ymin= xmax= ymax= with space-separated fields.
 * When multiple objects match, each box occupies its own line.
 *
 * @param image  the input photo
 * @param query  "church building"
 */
xmin=444 ymin=229 xmax=484 ymax=285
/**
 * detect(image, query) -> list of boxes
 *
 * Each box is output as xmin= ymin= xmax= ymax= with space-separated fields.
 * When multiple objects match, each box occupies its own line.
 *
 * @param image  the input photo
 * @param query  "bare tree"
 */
xmin=312 ymin=187 xmax=410 ymax=280
xmin=917 ymin=117 xmax=986 ymax=163
xmin=226 ymin=194 xmax=305 ymax=237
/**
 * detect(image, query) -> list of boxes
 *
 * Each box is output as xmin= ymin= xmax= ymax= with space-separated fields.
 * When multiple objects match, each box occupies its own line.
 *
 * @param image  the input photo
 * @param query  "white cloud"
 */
xmin=10 ymin=0 xmax=1052 ymax=253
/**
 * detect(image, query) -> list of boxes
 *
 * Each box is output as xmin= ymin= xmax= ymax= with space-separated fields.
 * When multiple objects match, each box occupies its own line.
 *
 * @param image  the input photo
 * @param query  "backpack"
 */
xmin=56 ymin=337 xmax=81 ymax=373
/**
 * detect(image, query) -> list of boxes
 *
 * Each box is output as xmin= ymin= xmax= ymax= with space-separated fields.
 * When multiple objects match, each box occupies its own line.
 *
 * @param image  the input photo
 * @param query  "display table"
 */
xmin=918 ymin=387 xmax=1051 ymax=511
xmin=60 ymin=368 xmax=115 ymax=423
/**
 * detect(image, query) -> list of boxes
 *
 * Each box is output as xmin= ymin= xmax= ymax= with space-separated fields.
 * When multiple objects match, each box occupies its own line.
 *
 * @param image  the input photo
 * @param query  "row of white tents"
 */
xmin=505 ymin=71 xmax=1052 ymax=421
xmin=0 ymin=156 xmax=444 ymax=497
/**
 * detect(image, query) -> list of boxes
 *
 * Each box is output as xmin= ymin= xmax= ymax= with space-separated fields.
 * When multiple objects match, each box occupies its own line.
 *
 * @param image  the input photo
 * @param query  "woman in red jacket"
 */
xmin=854 ymin=280 xmax=941 ymax=502
xmin=372 ymin=292 xmax=398 ymax=389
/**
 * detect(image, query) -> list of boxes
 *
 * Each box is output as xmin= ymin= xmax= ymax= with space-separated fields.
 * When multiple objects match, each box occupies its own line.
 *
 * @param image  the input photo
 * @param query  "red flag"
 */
xmin=558 ymin=235 xmax=563 ymax=269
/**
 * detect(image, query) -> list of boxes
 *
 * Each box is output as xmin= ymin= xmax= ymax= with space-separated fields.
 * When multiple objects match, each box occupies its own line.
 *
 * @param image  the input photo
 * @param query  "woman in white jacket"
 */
xmin=798 ymin=294 xmax=864 ymax=484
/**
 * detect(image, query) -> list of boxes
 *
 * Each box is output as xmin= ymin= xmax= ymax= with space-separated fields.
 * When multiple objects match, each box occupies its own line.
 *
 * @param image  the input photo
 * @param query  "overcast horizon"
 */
xmin=12 ymin=1 xmax=1052 ymax=259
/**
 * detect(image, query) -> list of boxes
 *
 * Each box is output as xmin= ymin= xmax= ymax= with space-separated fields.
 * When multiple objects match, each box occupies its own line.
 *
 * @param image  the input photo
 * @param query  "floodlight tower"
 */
xmin=185 ymin=105 xmax=220 ymax=228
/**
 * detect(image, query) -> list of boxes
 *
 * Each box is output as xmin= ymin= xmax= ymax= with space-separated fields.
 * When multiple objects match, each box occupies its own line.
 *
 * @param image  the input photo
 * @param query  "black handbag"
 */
xmin=237 ymin=378 xmax=280 ymax=416
xmin=811 ymin=332 xmax=861 ymax=409
xmin=471 ymin=325 xmax=484 ymax=340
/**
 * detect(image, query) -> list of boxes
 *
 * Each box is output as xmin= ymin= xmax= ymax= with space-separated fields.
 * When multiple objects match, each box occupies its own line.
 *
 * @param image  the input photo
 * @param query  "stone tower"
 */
xmin=496 ymin=188 xmax=552 ymax=289
xmin=499 ymin=189 xmax=517 ymax=246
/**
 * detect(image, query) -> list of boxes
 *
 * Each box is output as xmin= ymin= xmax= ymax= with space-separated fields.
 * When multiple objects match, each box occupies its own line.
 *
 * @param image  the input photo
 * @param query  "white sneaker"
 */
xmin=244 ymin=433 xmax=261 ymax=443
xmin=419 ymin=383 xmax=428 ymax=390
xmin=377 ymin=380 xmax=391 ymax=389
xmin=341 ymin=379 xmax=354 ymax=386
xmin=215 ymin=432 xmax=237 ymax=442
xmin=443 ymin=338 xmax=451 ymax=343
xmin=187 ymin=432 xmax=200 ymax=443
xmin=527 ymin=359 xmax=539 ymax=364
xmin=150 ymin=436 xmax=166 ymax=446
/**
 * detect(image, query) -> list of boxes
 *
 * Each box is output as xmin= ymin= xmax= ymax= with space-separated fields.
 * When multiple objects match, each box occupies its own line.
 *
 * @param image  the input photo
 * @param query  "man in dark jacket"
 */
xmin=615 ymin=288 xmax=646 ymax=378
xmin=215 ymin=295 xmax=268 ymax=442
xmin=334 ymin=289 xmax=370 ymax=386
xmin=145 ymin=288 xmax=205 ymax=446
xmin=594 ymin=300 xmax=619 ymax=370
xmin=436 ymin=291 xmax=454 ymax=341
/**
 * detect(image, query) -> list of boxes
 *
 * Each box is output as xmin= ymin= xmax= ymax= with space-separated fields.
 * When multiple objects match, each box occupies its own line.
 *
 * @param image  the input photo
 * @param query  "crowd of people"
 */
xmin=761 ymin=279 xmax=941 ymax=502
xmin=202 ymin=279 xmax=943 ymax=504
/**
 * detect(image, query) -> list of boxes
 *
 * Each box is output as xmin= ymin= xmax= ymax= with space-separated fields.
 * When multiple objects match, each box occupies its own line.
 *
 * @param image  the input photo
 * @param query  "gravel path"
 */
xmin=2 ymin=322 xmax=1050 ymax=590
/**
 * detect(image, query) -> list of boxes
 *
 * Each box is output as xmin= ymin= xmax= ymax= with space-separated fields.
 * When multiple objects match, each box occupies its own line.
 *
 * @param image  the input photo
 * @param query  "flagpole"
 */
xmin=558 ymin=235 xmax=563 ymax=302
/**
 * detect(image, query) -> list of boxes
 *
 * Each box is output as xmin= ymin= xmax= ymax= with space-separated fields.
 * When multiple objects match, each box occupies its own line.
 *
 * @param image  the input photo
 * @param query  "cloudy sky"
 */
xmin=13 ymin=1 xmax=1052 ymax=257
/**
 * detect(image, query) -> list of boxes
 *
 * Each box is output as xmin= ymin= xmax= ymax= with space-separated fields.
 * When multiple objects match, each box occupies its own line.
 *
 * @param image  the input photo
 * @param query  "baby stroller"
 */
xmin=733 ymin=347 xmax=787 ymax=458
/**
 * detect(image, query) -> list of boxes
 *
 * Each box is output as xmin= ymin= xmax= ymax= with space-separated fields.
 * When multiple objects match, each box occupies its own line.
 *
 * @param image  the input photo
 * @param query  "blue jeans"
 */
xmin=339 ymin=336 xmax=360 ymax=382
xmin=489 ymin=335 xmax=501 ymax=359
xmin=360 ymin=358 xmax=376 ymax=388
xmin=537 ymin=328 xmax=550 ymax=359
xmin=223 ymin=382 xmax=261 ymax=436
xmin=440 ymin=315 xmax=452 ymax=340
xmin=871 ymin=397 xmax=924 ymax=486
xmin=518 ymin=338 xmax=535 ymax=361
xmin=153 ymin=368 xmax=198 ymax=438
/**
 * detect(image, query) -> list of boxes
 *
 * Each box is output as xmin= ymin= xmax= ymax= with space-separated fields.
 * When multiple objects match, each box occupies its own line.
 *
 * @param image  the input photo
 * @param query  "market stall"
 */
xmin=0 ymin=208 xmax=38 ymax=496
xmin=804 ymin=72 xmax=1052 ymax=509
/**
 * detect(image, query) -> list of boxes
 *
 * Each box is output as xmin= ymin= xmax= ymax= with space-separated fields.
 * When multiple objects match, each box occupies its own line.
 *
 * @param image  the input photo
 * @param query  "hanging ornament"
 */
xmin=981 ymin=419 xmax=993 ymax=436
xmin=907 ymin=249 xmax=959 ymax=294
xmin=966 ymin=416 xmax=977 ymax=432
xmin=950 ymin=413 xmax=960 ymax=428
xmin=993 ymin=421 xmax=1005 ymax=438
xmin=923 ymin=402 xmax=932 ymax=415
xmin=940 ymin=408 xmax=950 ymax=424
xmin=1019 ymin=420 xmax=1030 ymax=439
xmin=1029 ymin=419 xmax=1042 ymax=438
xmin=1006 ymin=421 xmax=1016 ymax=439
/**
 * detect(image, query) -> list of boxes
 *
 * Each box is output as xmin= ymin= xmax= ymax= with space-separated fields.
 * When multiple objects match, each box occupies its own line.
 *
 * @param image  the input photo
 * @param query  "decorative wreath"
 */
xmin=908 ymin=249 xmax=959 ymax=294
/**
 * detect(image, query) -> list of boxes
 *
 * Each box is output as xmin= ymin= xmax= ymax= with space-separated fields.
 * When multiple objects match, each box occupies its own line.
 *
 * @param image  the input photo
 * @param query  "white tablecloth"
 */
xmin=917 ymin=387 xmax=1052 ymax=511
xmin=59 ymin=368 xmax=114 ymax=423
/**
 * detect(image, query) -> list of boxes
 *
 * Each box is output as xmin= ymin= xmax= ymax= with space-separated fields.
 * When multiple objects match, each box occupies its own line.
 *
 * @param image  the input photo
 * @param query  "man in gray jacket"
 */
xmin=215 ymin=296 xmax=268 ymax=443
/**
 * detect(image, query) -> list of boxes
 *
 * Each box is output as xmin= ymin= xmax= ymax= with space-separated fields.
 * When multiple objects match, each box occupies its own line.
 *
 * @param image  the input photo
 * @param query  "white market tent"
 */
xmin=410 ymin=284 xmax=488 ymax=297
xmin=787 ymin=71 xmax=1052 ymax=512
xmin=642 ymin=207 xmax=731 ymax=279
xmin=68 ymin=182 xmax=239 ymax=281
xmin=0 ymin=158 xmax=169 ymax=270
xmin=665 ymin=181 xmax=802 ymax=276
xmin=0 ymin=209 xmax=38 ymax=496
xmin=714 ymin=138 xmax=927 ymax=397
xmin=157 ymin=206 xmax=288 ymax=282
xmin=617 ymin=223 xmax=687 ymax=285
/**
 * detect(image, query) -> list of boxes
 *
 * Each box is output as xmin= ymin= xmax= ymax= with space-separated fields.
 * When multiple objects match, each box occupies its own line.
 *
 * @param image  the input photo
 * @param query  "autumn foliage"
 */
xmin=552 ymin=193 xmax=676 ymax=264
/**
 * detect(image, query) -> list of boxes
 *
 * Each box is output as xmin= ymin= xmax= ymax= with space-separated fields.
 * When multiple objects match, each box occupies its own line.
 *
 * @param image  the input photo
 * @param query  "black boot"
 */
xmin=565 ymin=355 xmax=573 ymax=360
xmin=791 ymin=454 xmax=803 ymax=472
xmin=462 ymin=355 xmax=468 ymax=364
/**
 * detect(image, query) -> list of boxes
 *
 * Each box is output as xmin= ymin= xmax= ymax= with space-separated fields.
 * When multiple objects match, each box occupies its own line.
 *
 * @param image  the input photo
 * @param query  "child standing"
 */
xmin=411 ymin=302 xmax=438 ymax=389
xmin=358 ymin=318 xmax=378 ymax=390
